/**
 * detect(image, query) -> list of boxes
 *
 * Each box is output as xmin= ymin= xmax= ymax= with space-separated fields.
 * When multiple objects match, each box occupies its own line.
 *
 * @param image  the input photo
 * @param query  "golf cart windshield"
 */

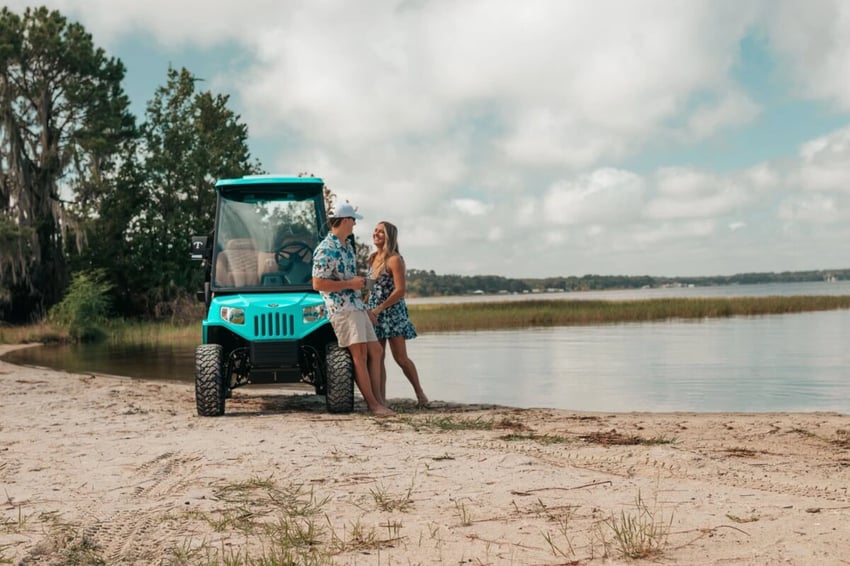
xmin=212 ymin=190 xmax=324 ymax=291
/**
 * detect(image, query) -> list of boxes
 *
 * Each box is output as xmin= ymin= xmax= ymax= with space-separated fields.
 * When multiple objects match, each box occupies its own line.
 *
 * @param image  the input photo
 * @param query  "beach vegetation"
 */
xmin=580 ymin=431 xmax=675 ymax=446
xmin=57 ymin=533 xmax=106 ymax=566
xmin=369 ymin=478 xmax=416 ymax=512
xmin=601 ymin=491 xmax=672 ymax=560
xmin=382 ymin=519 xmax=403 ymax=540
xmin=327 ymin=518 xmax=396 ymax=553
xmin=165 ymin=476 xmax=421 ymax=565
xmin=541 ymin=505 xmax=577 ymax=559
xmin=2 ymin=295 xmax=850 ymax=346
xmin=454 ymin=500 xmax=474 ymax=526
xmin=408 ymin=295 xmax=850 ymax=333
xmin=0 ymin=505 xmax=28 ymax=534
xmin=47 ymin=270 xmax=113 ymax=343
xmin=403 ymin=415 xmax=496 ymax=431
xmin=500 ymin=432 xmax=570 ymax=444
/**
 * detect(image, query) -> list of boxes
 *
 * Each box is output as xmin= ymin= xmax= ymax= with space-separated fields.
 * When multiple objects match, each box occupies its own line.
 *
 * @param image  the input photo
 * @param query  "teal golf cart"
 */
xmin=190 ymin=175 xmax=353 ymax=416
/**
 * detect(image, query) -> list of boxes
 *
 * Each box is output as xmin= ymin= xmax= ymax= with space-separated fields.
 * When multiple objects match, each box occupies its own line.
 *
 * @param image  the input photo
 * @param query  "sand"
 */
xmin=1 ymin=342 xmax=849 ymax=565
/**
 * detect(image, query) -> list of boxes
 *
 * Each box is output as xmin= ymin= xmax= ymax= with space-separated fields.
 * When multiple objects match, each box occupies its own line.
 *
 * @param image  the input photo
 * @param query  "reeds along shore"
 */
xmin=2 ymin=295 xmax=850 ymax=346
xmin=406 ymin=295 xmax=850 ymax=333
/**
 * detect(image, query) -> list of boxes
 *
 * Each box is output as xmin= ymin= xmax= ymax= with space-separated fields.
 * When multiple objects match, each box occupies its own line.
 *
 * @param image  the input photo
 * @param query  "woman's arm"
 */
xmin=371 ymin=254 xmax=407 ymax=315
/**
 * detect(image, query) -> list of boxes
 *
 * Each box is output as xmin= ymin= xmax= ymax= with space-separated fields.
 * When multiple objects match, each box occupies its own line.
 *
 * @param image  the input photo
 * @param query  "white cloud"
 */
xmin=8 ymin=0 xmax=850 ymax=276
xmin=451 ymin=199 xmax=491 ymax=216
xmin=686 ymin=90 xmax=761 ymax=139
xmin=632 ymin=219 xmax=717 ymax=246
xmin=766 ymin=1 xmax=850 ymax=110
xmin=543 ymin=168 xmax=645 ymax=226
xmin=796 ymin=126 xmax=850 ymax=192
xmin=646 ymin=168 xmax=754 ymax=219
xmin=778 ymin=194 xmax=842 ymax=223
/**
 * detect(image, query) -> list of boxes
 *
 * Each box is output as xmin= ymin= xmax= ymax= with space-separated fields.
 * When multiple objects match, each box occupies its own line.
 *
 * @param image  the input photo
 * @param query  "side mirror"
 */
xmin=190 ymin=235 xmax=209 ymax=261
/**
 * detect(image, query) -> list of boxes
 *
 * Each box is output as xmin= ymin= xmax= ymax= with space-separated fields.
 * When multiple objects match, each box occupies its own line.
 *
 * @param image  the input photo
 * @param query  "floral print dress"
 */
xmin=367 ymin=266 xmax=417 ymax=340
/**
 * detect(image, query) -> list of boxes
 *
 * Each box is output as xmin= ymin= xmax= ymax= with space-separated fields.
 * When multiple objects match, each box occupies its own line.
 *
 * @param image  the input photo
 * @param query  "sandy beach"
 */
xmin=1 ymin=342 xmax=849 ymax=565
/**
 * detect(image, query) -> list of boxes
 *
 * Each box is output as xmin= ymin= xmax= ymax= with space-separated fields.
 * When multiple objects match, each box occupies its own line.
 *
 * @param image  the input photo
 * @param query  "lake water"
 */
xmin=4 ymin=281 xmax=850 ymax=413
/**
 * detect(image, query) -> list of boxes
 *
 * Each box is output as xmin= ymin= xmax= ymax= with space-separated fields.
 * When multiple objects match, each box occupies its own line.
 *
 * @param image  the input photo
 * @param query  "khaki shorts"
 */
xmin=330 ymin=310 xmax=377 ymax=347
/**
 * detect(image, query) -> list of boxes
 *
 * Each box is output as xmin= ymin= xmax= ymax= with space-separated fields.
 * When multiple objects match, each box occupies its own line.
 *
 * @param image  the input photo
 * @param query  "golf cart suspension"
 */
xmin=300 ymin=345 xmax=325 ymax=392
xmin=227 ymin=346 xmax=251 ymax=388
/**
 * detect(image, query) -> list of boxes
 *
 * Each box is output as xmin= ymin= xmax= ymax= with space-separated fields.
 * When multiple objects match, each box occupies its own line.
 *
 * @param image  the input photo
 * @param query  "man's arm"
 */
xmin=312 ymin=276 xmax=366 ymax=293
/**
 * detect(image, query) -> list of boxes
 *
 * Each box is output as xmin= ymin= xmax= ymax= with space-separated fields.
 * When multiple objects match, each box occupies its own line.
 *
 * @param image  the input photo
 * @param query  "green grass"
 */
xmin=408 ymin=295 xmax=850 ymax=332
xmin=3 ymin=295 xmax=849 ymax=346
xmin=369 ymin=479 xmax=416 ymax=512
xmin=402 ymin=415 xmax=497 ymax=431
xmin=602 ymin=491 xmax=672 ymax=560
xmin=499 ymin=432 xmax=571 ymax=445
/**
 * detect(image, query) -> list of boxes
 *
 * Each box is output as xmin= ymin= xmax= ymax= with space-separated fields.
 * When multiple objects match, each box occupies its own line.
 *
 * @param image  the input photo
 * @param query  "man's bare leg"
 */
xmin=368 ymin=339 xmax=386 ymax=405
xmin=348 ymin=342 xmax=393 ymax=415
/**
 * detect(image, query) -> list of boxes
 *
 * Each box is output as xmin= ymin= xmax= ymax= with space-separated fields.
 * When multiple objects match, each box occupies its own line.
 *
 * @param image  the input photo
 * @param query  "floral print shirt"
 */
xmin=311 ymin=233 xmax=366 ymax=317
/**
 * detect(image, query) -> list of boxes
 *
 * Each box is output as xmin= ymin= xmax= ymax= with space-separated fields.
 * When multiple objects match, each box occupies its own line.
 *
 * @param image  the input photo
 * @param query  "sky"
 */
xmin=11 ymin=0 xmax=850 ymax=278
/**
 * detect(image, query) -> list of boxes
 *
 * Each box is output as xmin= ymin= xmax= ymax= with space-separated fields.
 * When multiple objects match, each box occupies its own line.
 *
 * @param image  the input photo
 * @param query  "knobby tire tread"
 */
xmin=195 ymin=344 xmax=225 ymax=416
xmin=325 ymin=343 xmax=354 ymax=413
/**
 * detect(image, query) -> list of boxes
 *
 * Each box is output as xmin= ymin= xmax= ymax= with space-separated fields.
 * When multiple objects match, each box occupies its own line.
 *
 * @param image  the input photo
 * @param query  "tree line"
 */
xmin=0 ymin=6 xmax=260 ymax=323
xmin=406 ymin=268 xmax=849 ymax=297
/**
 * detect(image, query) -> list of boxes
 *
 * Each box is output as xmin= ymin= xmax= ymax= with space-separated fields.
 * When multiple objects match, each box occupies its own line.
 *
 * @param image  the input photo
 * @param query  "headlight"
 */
xmin=302 ymin=304 xmax=326 ymax=323
xmin=220 ymin=306 xmax=245 ymax=325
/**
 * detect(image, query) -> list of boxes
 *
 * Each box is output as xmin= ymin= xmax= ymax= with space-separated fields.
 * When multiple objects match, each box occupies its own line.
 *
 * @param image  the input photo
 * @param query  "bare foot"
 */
xmin=417 ymin=394 xmax=429 ymax=407
xmin=369 ymin=405 xmax=396 ymax=417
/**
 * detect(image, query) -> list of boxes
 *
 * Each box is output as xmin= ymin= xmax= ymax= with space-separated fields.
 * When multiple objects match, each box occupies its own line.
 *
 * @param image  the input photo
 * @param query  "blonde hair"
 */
xmin=370 ymin=221 xmax=400 ymax=275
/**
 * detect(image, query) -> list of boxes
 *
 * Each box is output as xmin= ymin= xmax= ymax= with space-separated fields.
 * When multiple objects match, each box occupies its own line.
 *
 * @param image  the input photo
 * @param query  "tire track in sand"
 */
xmin=85 ymin=451 xmax=204 ymax=564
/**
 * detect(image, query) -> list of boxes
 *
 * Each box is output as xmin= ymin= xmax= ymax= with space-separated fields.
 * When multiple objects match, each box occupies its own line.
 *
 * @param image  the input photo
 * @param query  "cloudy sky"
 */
xmin=13 ymin=0 xmax=850 ymax=278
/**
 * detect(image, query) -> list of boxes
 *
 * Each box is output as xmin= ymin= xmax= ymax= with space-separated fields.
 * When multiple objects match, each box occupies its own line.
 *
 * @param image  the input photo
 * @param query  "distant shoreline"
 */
xmin=408 ymin=279 xmax=850 ymax=305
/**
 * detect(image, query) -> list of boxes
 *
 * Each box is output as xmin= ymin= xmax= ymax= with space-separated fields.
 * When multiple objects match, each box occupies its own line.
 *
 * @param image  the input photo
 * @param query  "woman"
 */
xmin=367 ymin=221 xmax=428 ymax=406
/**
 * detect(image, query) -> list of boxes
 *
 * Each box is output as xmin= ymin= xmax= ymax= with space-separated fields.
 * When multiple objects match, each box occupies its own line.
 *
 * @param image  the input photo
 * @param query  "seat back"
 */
xmin=215 ymin=238 xmax=259 ymax=287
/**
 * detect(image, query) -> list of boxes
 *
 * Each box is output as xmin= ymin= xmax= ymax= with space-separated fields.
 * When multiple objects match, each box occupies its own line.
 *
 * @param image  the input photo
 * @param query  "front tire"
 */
xmin=195 ymin=344 xmax=225 ymax=416
xmin=325 ymin=343 xmax=354 ymax=413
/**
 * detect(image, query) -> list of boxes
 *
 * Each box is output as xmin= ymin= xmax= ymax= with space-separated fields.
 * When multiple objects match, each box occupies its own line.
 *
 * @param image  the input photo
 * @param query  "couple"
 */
xmin=311 ymin=201 xmax=428 ymax=416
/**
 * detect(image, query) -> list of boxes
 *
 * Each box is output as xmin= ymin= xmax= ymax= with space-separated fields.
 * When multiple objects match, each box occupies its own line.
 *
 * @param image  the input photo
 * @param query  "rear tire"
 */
xmin=325 ymin=343 xmax=354 ymax=413
xmin=196 ymin=344 xmax=225 ymax=416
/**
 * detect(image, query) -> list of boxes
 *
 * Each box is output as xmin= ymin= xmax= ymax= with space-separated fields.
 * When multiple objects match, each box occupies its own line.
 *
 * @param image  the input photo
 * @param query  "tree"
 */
xmin=0 ymin=6 xmax=135 ymax=321
xmin=131 ymin=67 xmax=262 ymax=314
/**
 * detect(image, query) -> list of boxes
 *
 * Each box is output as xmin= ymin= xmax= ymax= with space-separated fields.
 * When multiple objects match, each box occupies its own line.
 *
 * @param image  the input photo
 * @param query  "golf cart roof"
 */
xmin=215 ymin=175 xmax=325 ymax=188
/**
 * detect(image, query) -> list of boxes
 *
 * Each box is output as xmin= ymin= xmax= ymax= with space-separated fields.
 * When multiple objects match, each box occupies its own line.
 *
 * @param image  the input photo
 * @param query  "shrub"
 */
xmin=49 ymin=270 xmax=113 ymax=342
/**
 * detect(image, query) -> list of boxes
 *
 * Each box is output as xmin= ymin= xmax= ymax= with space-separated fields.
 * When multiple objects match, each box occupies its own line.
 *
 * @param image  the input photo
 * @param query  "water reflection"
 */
xmin=9 ymin=342 xmax=194 ymax=382
xmin=383 ymin=310 xmax=850 ymax=413
xmin=5 ymin=309 xmax=849 ymax=413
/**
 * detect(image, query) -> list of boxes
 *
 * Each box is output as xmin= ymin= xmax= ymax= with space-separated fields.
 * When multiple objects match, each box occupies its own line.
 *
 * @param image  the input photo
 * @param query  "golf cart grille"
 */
xmin=253 ymin=313 xmax=296 ymax=337
xmin=251 ymin=340 xmax=299 ymax=368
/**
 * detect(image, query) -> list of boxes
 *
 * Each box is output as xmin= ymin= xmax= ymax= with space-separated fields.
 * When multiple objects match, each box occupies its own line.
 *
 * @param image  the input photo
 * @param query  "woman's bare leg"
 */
xmin=388 ymin=336 xmax=428 ymax=405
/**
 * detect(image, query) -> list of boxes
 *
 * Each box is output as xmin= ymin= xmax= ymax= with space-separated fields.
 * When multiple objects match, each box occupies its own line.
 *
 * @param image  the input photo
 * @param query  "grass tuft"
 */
xmin=454 ymin=500 xmax=474 ymax=526
xmin=602 ymin=491 xmax=672 ymax=560
xmin=499 ymin=432 xmax=570 ymax=444
xmin=369 ymin=477 xmax=416 ymax=513
xmin=405 ymin=415 xmax=496 ymax=431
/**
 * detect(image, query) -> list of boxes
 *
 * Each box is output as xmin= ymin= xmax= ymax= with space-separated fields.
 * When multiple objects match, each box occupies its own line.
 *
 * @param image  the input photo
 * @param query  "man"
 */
xmin=312 ymin=201 xmax=394 ymax=416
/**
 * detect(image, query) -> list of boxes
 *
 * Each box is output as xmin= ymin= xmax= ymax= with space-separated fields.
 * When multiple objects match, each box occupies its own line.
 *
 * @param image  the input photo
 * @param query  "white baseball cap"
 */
xmin=329 ymin=202 xmax=363 ymax=219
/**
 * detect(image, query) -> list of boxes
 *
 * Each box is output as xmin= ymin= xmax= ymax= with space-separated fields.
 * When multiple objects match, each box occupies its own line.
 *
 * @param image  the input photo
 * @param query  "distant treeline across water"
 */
xmin=406 ymin=267 xmax=849 ymax=297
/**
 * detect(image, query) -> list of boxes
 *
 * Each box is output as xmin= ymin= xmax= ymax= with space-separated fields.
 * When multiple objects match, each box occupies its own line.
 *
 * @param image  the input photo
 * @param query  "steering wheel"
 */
xmin=274 ymin=240 xmax=314 ymax=273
